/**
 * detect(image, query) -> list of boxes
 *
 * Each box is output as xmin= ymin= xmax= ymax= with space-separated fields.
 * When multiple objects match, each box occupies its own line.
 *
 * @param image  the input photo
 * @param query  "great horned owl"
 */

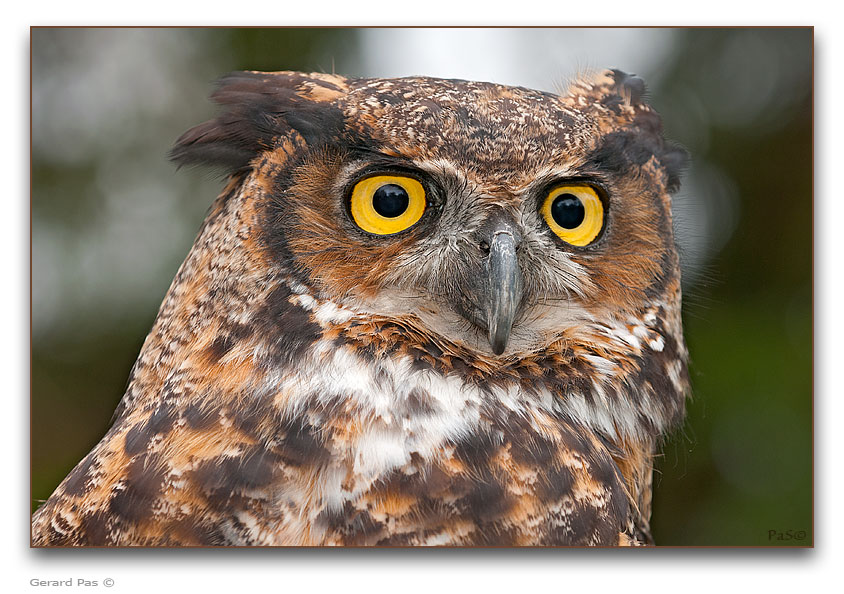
xmin=32 ymin=69 xmax=689 ymax=546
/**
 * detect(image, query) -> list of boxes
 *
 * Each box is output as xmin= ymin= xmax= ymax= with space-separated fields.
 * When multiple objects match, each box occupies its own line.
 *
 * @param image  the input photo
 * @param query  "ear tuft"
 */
xmin=609 ymin=69 xmax=646 ymax=104
xmin=170 ymin=71 xmax=349 ymax=174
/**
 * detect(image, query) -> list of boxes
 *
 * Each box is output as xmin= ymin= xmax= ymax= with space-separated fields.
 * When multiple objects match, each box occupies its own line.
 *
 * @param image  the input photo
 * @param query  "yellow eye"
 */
xmin=540 ymin=184 xmax=604 ymax=247
xmin=350 ymin=175 xmax=426 ymax=235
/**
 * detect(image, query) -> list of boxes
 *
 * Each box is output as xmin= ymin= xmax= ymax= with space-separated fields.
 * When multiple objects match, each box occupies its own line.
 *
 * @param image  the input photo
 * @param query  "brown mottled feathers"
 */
xmin=32 ymin=69 xmax=689 ymax=546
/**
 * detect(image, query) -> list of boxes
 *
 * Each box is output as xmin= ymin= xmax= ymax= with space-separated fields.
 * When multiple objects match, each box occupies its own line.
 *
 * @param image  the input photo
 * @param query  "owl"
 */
xmin=32 ymin=69 xmax=690 ymax=546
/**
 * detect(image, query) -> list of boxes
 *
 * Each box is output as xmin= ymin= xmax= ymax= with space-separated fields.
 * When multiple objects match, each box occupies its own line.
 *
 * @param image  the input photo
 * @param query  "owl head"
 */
xmin=169 ymin=69 xmax=689 ymax=438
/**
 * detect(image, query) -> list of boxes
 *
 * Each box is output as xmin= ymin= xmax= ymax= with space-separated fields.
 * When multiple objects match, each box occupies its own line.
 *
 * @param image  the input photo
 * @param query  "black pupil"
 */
xmin=551 ymin=194 xmax=585 ymax=229
xmin=372 ymin=184 xmax=410 ymax=218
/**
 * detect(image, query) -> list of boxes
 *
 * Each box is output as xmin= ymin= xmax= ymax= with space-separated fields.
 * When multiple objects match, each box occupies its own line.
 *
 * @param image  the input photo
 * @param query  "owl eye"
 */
xmin=541 ymin=185 xmax=604 ymax=246
xmin=350 ymin=175 xmax=426 ymax=235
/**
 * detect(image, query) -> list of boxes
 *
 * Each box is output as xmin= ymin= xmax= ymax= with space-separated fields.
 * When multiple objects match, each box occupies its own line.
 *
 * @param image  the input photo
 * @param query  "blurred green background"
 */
xmin=31 ymin=27 xmax=812 ymax=546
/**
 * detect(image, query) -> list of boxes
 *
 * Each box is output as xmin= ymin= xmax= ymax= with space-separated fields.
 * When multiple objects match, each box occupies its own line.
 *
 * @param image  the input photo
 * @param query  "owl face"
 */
xmin=173 ymin=70 xmax=686 ymax=361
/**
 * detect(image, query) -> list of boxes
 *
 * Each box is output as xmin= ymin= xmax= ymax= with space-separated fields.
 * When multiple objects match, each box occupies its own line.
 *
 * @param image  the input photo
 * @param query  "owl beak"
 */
xmin=486 ymin=229 xmax=522 ymax=355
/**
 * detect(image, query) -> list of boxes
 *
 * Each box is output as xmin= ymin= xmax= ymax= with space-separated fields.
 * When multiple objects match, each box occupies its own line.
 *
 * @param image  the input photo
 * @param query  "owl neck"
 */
xmin=283 ymin=279 xmax=690 ymax=447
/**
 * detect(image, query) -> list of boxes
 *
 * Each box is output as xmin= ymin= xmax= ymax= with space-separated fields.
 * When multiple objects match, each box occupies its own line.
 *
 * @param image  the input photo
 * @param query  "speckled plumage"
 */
xmin=32 ymin=69 xmax=690 ymax=546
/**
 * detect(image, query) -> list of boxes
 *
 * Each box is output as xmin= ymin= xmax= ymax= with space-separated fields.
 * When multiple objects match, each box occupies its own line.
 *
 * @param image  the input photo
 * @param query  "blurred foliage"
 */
xmin=31 ymin=28 xmax=812 ymax=546
xmin=648 ymin=28 xmax=812 ymax=545
xmin=224 ymin=28 xmax=359 ymax=73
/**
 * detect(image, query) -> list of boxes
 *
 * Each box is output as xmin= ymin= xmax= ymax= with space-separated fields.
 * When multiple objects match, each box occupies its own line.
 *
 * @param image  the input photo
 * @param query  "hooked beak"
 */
xmin=485 ymin=229 xmax=523 ymax=355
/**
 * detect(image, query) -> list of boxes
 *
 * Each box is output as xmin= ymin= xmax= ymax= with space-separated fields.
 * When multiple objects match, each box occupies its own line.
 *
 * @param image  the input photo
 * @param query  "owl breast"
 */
xmin=188 ymin=283 xmax=654 ymax=546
